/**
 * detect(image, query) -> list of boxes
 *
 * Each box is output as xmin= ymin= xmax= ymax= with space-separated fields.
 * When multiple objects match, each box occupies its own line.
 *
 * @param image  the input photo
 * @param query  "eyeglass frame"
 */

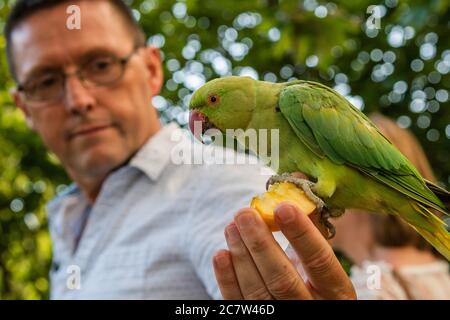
xmin=16 ymin=44 xmax=144 ymax=105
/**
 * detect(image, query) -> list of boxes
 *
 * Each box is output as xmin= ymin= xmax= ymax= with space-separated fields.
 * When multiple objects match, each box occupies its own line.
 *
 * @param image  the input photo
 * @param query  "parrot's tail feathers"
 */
xmin=425 ymin=179 xmax=450 ymax=213
xmin=413 ymin=202 xmax=447 ymax=227
xmin=409 ymin=224 xmax=450 ymax=261
xmin=408 ymin=203 xmax=450 ymax=261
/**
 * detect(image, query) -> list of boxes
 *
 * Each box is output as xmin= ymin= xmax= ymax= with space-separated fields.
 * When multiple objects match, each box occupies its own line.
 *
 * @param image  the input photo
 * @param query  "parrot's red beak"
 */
xmin=189 ymin=110 xmax=212 ymax=142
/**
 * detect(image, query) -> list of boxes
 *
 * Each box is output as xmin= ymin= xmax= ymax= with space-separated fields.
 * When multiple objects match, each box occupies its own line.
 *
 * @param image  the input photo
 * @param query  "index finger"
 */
xmin=274 ymin=203 xmax=356 ymax=300
xmin=291 ymin=172 xmax=309 ymax=180
xmin=234 ymin=208 xmax=313 ymax=300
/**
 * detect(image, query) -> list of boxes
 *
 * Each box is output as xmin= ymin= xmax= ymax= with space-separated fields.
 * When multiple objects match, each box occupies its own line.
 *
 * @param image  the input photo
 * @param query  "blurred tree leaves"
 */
xmin=0 ymin=0 xmax=449 ymax=299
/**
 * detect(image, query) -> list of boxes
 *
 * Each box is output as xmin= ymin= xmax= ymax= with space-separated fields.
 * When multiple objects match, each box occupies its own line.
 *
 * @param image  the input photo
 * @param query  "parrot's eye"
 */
xmin=207 ymin=94 xmax=220 ymax=106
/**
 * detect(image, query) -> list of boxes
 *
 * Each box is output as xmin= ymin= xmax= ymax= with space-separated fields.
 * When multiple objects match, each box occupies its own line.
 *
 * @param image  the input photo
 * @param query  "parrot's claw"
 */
xmin=320 ymin=208 xmax=344 ymax=239
xmin=320 ymin=209 xmax=335 ymax=239
xmin=266 ymin=173 xmax=325 ymax=212
xmin=266 ymin=173 xmax=292 ymax=191
xmin=266 ymin=173 xmax=344 ymax=239
xmin=320 ymin=207 xmax=344 ymax=240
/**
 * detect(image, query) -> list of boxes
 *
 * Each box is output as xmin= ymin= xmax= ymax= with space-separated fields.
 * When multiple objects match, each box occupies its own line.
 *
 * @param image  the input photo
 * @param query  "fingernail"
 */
xmin=275 ymin=203 xmax=296 ymax=224
xmin=226 ymin=223 xmax=241 ymax=242
xmin=214 ymin=253 xmax=230 ymax=269
xmin=236 ymin=211 xmax=255 ymax=229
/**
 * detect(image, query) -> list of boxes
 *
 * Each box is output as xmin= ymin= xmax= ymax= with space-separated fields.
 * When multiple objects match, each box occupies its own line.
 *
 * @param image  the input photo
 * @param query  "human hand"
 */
xmin=213 ymin=203 xmax=356 ymax=300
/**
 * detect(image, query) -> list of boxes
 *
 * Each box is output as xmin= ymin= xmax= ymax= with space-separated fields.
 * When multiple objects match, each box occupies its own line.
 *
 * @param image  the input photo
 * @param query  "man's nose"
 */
xmin=64 ymin=75 xmax=96 ymax=115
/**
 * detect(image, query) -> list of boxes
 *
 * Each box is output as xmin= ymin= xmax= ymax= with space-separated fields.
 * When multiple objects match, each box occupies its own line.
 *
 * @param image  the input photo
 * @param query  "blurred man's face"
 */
xmin=11 ymin=0 xmax=162 ymax=182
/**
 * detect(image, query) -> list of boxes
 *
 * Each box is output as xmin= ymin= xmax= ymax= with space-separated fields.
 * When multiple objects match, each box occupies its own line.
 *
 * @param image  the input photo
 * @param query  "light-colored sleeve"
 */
xmin=184 ymin=154 xmax=271 ymax=300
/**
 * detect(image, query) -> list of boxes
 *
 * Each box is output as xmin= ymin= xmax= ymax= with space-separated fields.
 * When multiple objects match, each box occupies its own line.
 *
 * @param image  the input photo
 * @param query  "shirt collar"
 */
xmin=129 ymin=122 xmax=183 ymax=181
xmin=47 ymin=183 xmax=82 ymax=215
xmin=47 ymin=122 xmax=185 ymax=218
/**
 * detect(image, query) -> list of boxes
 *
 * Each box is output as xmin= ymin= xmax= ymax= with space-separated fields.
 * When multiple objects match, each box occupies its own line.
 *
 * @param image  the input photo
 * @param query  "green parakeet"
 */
xmin=188 ymin=76 xmax=450 ymax=260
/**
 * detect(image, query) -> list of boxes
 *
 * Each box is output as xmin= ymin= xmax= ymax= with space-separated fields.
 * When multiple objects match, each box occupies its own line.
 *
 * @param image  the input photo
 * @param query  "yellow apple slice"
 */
xmin=250 ymin=182 xmax=317 ymax=232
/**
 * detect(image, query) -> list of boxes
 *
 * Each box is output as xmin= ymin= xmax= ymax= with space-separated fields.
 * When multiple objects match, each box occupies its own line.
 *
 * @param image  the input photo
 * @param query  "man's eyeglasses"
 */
xmin=17 ymin=45 xmax=142 ymax=105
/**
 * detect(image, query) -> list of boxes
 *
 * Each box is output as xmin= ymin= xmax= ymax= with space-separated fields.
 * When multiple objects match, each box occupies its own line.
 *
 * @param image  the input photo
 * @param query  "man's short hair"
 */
xmin=4 ymin=0 xmax=146 ymax=81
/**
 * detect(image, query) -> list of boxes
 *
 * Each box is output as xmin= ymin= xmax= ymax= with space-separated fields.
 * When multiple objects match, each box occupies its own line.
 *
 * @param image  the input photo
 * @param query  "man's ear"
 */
xmin=142 ymin=45 xmax=163 ymax=96
xmin=11 ymin=88 xmax=36 ymax=130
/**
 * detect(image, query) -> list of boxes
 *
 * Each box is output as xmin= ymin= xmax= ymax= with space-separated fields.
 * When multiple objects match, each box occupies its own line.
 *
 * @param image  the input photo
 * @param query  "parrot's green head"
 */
xmin=188 ymin=76 xmax=256 ymax=140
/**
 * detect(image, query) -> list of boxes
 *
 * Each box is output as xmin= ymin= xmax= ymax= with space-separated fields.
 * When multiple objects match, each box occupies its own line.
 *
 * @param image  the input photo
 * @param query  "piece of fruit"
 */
xmin=250 ymin=182 xmax=317 ymax=232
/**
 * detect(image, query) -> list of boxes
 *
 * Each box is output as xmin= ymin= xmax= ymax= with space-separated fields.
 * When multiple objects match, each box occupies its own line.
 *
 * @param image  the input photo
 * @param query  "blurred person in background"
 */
xmin=331 ymin=113 xmax=450 ymax=300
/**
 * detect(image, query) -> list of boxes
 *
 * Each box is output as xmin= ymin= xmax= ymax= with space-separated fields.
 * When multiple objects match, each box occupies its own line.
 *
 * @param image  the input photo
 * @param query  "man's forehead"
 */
xmin=11 ymin=0 xmax=133 ymax=80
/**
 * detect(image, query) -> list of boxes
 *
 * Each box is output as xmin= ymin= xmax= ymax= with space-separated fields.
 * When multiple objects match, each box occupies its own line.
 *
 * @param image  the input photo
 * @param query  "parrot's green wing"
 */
xmin=279 ymin=81 xmax=448 ymax=215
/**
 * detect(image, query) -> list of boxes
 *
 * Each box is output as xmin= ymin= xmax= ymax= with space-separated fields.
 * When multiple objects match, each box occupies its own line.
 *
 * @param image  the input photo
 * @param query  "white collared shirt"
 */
xmin=47 ymin=122 xmax=287 ymax=299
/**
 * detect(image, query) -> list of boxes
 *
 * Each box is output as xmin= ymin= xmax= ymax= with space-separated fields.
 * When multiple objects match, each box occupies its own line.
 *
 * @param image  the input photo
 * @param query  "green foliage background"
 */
xmin=0 ymin=0 xmax=449 ymax=299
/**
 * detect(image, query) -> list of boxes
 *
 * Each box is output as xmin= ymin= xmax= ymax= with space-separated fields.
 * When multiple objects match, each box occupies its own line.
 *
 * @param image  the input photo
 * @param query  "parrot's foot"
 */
xmin=319 ymin=207 xmax=344 ymax=240
xmin=266 ymin=173 xmax=325 ymax=212
xmin=266 ymin=173 xmax=344 ymax=239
